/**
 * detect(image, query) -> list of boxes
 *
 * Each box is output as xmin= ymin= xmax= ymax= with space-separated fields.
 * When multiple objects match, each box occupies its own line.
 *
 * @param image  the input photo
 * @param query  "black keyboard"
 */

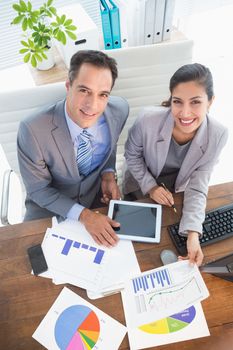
xmin=168 ymin=203 xmax=233 ymax=255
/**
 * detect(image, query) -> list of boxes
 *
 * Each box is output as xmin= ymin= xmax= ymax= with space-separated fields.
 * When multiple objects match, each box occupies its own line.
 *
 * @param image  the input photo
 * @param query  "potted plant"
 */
xmin=11 ymin=0 xmax=77 ymax=69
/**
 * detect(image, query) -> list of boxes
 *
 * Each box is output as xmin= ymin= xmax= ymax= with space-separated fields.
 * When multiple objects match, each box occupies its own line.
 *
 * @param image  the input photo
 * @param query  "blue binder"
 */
xmin=100 ymin=0 xmax=113 ymax=49
xmin=106 ymin=0 xmax=121 ymax=49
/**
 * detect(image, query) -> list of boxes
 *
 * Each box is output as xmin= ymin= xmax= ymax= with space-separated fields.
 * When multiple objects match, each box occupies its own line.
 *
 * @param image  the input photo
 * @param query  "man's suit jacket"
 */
xmin=17 ymin=96 xmax=129 ymax=221
xmin=123 ymin=106 xmax=228 ymax=235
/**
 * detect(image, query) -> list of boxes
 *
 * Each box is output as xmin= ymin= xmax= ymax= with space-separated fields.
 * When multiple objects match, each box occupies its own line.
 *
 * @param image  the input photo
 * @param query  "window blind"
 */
xmin=0 ymin=0 xmax=101 ymax=70
xmin=174 ymin=0 xmax=233 ymax=18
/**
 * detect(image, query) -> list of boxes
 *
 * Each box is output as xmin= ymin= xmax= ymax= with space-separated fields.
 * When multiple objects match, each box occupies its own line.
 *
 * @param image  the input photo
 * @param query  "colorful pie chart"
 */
xmin=139 ymin=306 xmax=196 ymax=334
xmin=54 ymin=305 xmax=100 ymax=349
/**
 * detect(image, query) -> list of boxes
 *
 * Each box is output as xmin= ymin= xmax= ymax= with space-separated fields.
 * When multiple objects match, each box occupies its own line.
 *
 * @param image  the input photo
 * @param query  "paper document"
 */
xmin=33 ymin=287 xmax=127 ymax=350
xmin=121 ymin=289 xmax=210 ymax=350
xmin=41 ymin=220 xmax=110 ymax=291
xmin=123 ymin=260 xmax=209 ymax=327
xmin=87 ymin=239 xmax=140 ymax=299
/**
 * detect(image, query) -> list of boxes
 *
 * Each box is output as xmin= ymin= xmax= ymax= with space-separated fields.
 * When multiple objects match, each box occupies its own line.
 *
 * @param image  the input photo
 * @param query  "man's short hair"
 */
xmin=68 ymin=50 xmax=118 ymax=88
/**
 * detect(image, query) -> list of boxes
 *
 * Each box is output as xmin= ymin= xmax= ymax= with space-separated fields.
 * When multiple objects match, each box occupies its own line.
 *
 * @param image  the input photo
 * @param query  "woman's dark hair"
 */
xmin=162 ymin=63 xmax=214 ymax=107
xmin=68 ymin=50 xmax=118 ymax=88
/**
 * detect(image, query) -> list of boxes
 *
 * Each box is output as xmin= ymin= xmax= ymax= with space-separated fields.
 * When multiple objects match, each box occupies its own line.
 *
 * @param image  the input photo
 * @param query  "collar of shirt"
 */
xmin=64 ymin=101 xmax=105 ymax=145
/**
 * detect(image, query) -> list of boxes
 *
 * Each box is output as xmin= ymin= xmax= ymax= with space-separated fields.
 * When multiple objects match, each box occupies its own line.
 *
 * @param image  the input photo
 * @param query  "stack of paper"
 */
xmin=33 ymin=287 xmax=127 ymax=350
xmin=121 ymin=260 xmax=210 ymax=349
xmin=40 ymin=218 xmax=140 ymax=297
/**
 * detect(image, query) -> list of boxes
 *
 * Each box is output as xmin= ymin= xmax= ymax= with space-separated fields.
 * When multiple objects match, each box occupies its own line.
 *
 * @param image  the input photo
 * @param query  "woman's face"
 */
xmin=171 ymin=81 xmax=214 ymax=140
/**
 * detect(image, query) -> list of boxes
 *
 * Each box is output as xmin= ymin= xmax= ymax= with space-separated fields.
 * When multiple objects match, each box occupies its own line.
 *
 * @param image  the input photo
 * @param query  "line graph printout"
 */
xmin=33 ymin=287 xmax=127 ymax=350
xmin=121 ymin=287 xmax=210 ymax=350
xmin=42 ymin=223 xmax=110 ymax=291
xmin=123 ymin=260 xmax=209 ymax=327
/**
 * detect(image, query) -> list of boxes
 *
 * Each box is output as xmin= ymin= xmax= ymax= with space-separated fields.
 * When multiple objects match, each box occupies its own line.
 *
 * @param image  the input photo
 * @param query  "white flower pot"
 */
xmin=37 ymin=46 xmax=55 ymax=71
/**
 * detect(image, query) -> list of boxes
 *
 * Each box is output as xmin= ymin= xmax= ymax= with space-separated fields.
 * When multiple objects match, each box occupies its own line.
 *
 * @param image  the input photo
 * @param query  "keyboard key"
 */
xmin=168 ymin=203 xmax=233 ymax=255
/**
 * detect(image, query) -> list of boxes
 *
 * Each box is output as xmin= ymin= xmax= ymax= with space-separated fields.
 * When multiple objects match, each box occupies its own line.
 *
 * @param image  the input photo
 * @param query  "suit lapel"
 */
xmin=104 ymin=103 xmax=118 ymax=150
xmin=51 ymin=100 xmax=78 ymax=176
xmin=176 ymin=117 xmax=208 ymax=187
xmin=156 ymin=111 xmax=174 ymax=175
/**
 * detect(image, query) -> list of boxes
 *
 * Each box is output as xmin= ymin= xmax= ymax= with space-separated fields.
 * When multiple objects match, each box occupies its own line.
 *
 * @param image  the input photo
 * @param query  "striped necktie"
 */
xmin=76 ymin=129 xmax=92 ymax=176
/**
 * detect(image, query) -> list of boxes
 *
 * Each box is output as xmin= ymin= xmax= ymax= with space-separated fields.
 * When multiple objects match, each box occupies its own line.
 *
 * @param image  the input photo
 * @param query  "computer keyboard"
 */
xmin=168 ymin=203 xmax=233 ymax=255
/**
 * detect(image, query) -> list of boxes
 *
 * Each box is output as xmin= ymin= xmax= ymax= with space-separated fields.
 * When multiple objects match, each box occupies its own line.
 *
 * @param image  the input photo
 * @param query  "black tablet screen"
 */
xmin=112 ymin=204 xmax=157 ymax=237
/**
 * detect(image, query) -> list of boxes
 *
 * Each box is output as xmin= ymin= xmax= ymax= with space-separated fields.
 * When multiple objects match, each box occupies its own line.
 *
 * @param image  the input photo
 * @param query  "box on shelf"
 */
xmin=56 ymin=4 xmax=100 ymax=68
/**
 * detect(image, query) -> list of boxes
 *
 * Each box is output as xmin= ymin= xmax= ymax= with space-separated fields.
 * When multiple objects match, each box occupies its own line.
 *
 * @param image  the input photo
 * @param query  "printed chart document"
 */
xmin=33 ymin=287 xmax=127 ymax=350
xmin=123 ymin=260 xmax=209 ymax=327
xmin=121 ymin=291 xmax=210 ymax=350
xmin=41 ymin=220 xmax=110 ymax=291
xmin=87 ymin=239 xmax=140 ymax=299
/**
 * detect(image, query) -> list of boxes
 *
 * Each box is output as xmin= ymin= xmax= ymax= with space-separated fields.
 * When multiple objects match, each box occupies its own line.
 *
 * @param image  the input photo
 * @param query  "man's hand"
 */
xmin=178 ymin=231 xmax=204 ymax=266
xmin=79 ymin=208 xmax=120 ymax=247
xmin=149 ymin=185 xmax=175 ymax=208
xmin=101 ymin=172 xmax=121 ymax=205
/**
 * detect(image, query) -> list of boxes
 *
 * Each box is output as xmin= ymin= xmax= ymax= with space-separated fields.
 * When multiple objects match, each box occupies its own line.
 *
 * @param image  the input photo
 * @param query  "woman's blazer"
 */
xmin=124 ymin=106 xmax=228 ymax=235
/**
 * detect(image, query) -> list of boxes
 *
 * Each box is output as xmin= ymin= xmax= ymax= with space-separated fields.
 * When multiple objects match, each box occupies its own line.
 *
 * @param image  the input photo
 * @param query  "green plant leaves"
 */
xmin=66 ymin=30 xmax=77 ymax=41
xmin=23 ymin=52 xmax=31 ymax=63
xmin=31 ymin=55 xmax=37 ymax=68
xmin=12 ymin=0 xmax=77 ymax=67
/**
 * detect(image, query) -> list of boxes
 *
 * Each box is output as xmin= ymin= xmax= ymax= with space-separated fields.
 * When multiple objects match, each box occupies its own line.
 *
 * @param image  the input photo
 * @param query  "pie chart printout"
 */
xmin=139 ymin=306 xmax=196 ymax=334
xmin=54 ymin=305 xmax=100 ymax=349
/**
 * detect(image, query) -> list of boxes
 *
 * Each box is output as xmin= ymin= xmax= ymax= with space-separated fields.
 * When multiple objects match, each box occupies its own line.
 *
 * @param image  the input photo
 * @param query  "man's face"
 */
xmin=65 ymin=63 xmax=113 ymax=129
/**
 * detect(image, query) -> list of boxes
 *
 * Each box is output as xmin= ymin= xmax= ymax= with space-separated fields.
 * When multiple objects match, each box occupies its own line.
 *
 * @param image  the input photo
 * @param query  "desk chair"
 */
xmin=0 ymin=39 xmax=193 ymax=216
xmin=0 ymin=144 xmax=23 ymax=225
xmin=109 ymin=40 xmax=193 ymax=188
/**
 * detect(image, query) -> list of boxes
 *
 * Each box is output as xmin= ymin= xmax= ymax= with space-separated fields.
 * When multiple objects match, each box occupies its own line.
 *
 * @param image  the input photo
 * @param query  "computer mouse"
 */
xmin=160 ymin=249 xmax=178 ymax=265
xmin=113 ymin=226 xmax=121 ymax=231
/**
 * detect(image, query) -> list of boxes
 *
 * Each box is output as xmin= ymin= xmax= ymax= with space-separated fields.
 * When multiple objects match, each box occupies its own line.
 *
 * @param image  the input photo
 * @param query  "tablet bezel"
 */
xmin=108 ymin=200 xmax=162 ymax=243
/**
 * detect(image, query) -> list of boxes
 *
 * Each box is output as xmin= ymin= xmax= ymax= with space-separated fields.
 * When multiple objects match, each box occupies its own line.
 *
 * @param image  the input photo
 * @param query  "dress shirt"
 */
xmin=64 ymin=103 xmax=112 ymax=220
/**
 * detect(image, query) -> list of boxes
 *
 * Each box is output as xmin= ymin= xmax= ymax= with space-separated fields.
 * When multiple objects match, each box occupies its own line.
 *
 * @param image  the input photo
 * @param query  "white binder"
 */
xmin=144 ymin=0 xmax=155 ymax=45
xmin=162 ymin=0 xmax=175 ymax=41
xmin=114 ymin=0 xmax=129 ymax=47
xmin=153 ymin=0 xmax=166 ymax=43
xmin=136 ymin=0 xmax=146 ymax=46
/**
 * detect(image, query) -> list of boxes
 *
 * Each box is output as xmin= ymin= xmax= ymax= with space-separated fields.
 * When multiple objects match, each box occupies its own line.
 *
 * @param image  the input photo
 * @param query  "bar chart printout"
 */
xmin=32 ymin=287 xmax=127 ymax=350
xmin=42 ymin=228 xmax=109 ymax=291
xmin=123 ymin=260 xmax=209 ymax=327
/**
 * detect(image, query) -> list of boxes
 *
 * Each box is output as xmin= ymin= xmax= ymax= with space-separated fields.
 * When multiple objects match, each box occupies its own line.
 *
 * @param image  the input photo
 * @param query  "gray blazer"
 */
xmin=123 ymin=106 xmax=228 ymax=235
xmin=17 ymin=96 xmax=129 ymax=221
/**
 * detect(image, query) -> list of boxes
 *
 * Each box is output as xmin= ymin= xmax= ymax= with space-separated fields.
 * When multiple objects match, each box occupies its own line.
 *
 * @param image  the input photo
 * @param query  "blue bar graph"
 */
xmin=61 ymin=239 xmax=73 ymax=255
xmin=132 ymin=268 xmax=172 ymax=294
xmin=51 ymin=233 xmax=105 ymax=265
xmin=93 ymin=249 xmax=105 ymax=264
xmin=73 ymin=241 xmax=80 ymax=249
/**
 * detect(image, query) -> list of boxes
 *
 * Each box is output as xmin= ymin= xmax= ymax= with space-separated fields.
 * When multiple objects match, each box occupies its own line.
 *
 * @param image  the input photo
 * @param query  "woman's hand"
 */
xmin=149 ymin=185 xmax=175 ymax=208
xmin=178 ymin=231 xmax=204 ymax=266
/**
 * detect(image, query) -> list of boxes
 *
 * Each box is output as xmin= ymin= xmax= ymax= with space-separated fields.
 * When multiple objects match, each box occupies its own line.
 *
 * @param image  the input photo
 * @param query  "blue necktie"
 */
xmin=76 ymin=130 xmax=92 ymax=176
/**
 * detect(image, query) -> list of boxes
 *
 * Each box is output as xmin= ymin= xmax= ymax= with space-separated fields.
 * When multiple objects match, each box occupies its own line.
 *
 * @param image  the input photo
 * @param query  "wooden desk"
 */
xmin=1 ymin=182 xmax=233 ymax=349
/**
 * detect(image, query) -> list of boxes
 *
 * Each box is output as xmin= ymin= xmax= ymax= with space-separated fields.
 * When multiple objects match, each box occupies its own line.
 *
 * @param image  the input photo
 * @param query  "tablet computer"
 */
xmin=108 ymin=200 xmax=162 ymax=243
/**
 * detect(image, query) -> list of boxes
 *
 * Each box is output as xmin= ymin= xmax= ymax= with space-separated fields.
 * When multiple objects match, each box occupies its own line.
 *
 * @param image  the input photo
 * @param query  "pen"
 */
xmin=160 ymin=183 xmax=177 ymax=214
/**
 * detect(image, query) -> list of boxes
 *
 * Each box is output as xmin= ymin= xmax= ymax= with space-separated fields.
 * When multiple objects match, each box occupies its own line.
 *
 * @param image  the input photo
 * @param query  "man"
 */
xmin=17 ymin=50 xmax=129 ymax=247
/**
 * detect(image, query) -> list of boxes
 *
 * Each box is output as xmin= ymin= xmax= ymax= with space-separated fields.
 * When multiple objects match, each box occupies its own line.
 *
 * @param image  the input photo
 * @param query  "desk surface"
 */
xmin=1 ymin=182 xmax=233 ymax=350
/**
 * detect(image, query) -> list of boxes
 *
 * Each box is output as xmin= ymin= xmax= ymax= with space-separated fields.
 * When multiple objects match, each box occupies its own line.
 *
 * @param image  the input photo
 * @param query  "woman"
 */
xmin=123 ymin=63 xmax=228 ymax=266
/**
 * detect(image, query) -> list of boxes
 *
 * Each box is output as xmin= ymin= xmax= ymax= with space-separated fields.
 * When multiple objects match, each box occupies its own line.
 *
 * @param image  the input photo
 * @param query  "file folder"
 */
xmin=162 ymin=0 xmax=175 ymax=41
xmin=100 ymin=0 xmax=113 ymax=49
xmin=106 ymin=0 xmax=122 ymax=49
xmin=144 ymin=0 xmax=155 ymax=45
xmin=153 ymin=0 xmax=166 ymax=43
xmin=113 ymin=0 xmax=129 ymax=48
xmin=136 ymin=0 xmax=146 ymax=46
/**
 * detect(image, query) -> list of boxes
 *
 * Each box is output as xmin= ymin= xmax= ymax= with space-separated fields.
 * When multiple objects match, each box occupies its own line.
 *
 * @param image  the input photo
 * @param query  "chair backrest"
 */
xmin=0 ymin=39 xmax=193 ymax=212
xmin=109 ymin=40 xmax=193 ymax=187
xmin=0 ymin=144 xmax=23 ymax=225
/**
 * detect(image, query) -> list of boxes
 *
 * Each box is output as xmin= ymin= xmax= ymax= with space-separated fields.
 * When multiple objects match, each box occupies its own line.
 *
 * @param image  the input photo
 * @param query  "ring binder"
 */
xmin=100 ymin=0 xmax=113 ymax=49
xmin=106 ymin=0 xmax=122 ymax=49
